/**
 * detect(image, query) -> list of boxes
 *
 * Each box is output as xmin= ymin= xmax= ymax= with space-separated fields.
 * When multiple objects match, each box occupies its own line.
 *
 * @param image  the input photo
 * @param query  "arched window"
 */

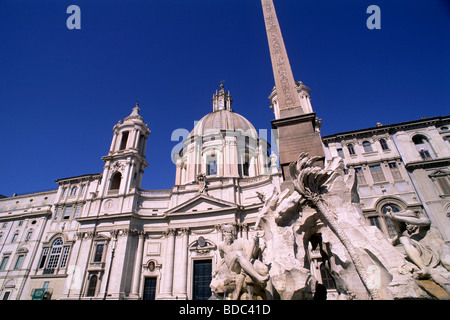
xmin=379 ymin=139 xmax=389 ymax=150
xmin=110 ymin=172 xmax=122 ymax=191
xmin=413 ymin=135 xmax=434 ymax=160
xmin=86 ymin=275 xmax=98 ymax=297
xmin=368 ymin=203 xmax=400 ymax=239
xmin=362 ymin=141 xmax=373 ymax=152
xmin=347 ymin=144 xmax=355 ymax=155
xmin=381 ymin=204 xmax=399 ymax=238
xmin=69 ymin=186 xmax=77 ymax=196
xmin=40 ymin=237 xmax=71 ymax=274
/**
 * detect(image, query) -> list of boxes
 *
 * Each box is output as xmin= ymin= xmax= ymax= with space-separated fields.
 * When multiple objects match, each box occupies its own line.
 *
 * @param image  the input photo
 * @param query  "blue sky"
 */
xmin=0 ymin=0 xmax=449 ymax=196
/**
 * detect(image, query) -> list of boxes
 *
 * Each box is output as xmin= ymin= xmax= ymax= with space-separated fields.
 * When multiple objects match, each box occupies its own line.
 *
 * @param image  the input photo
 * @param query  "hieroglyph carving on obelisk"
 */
xmin=261 ymin=0 xmax=302 ymax=112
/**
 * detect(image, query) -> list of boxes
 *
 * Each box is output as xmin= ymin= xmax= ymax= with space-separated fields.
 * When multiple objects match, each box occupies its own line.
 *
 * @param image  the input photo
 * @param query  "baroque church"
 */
xmin=1 ymin=0 xmax=449 ymax=300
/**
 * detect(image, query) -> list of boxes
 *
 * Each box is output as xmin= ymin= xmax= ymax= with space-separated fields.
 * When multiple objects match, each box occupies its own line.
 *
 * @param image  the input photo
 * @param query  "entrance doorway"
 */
xmin=193 ymin=260 xmax=212 ymax=300
xmin=143 ymin=277 xmax=157 ymax=300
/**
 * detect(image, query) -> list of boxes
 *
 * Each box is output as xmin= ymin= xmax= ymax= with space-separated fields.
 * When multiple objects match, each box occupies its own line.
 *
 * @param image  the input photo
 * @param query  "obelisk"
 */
xmin=261 ymin=0 xmax=324 ymax=180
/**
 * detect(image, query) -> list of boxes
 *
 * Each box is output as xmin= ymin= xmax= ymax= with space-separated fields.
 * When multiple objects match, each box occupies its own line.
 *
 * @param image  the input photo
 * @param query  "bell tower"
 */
xmin=99 ymin=103 xmax=151 ymax=198
xmin=261 ymin=0 xmax=325 ymax=180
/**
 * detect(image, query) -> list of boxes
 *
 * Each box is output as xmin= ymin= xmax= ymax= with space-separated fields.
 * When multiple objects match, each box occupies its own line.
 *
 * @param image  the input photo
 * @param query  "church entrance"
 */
xmin=142 ymin=277 xmax=157 ymax=300
xmin=192 ymin=260 xmax=212 ymax=300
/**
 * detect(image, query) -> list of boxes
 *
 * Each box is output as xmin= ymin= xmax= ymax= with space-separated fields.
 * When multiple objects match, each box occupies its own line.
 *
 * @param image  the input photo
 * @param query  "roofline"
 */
xmin=322 ymin=114 xmax=450 ymax=141
xmin=0 ymin=189 xmax=57 ymax=201
xmin=55 ymin=173 xmax=102 ymax=183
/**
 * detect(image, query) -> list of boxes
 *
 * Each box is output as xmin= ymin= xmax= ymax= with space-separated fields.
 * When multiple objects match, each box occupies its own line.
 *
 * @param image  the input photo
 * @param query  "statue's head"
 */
xmin=221 ymin=224 xmax=236 ymax=244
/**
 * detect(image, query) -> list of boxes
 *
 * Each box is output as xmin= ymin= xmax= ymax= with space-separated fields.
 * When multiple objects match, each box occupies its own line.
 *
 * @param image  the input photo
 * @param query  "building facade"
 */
xmin=0 ymin=89 xmax=284 ymax=300
xmin=322 ymin=116 xmax=450 ymax=243
xmin=1 ymin=0 xmax=449 ymax=300
xmin=1 ymin=89 xmax=449 ymax=300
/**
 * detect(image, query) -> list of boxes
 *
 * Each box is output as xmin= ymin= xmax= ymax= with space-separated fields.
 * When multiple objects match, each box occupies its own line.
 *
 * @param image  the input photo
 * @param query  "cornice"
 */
xmin=405 ymin=157 xmax=450 ymax=170
xmin=55 ymin=173 xmax=102 ymax=185
xmin=323 ymin=115 xmax=450 ymax=142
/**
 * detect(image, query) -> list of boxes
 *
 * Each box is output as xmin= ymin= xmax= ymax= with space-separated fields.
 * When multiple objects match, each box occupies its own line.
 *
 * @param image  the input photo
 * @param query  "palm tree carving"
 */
xmin=290 ymin=153 xmax=380 ymax=300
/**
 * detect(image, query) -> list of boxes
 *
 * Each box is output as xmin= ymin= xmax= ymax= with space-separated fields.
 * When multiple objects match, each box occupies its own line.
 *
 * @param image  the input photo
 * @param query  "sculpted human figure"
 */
xmin=386 ymin=206 xmax=432 ymax=278
xmin=269 ymin=151 xmax=279 ymax=173
xmin=218 ymin=224 xmax=269 ymax=286
xmin=196 ymin=173 xmax=207 ymax=194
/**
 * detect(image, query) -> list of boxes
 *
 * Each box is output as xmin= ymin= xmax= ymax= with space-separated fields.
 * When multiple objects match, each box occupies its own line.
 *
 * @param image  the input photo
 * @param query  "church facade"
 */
xmin=1 ymin=1 xmax=449 ymax=300
xmin=1 ymin=90 xmax=448 ymax=301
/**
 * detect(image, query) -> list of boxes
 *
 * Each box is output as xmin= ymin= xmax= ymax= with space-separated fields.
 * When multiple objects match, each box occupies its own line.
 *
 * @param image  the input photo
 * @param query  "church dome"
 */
xmin=189 ymin=109 xmax=258 ymax=139
xmin=174 ymin=85 xmax=270 ymax=186
xmin=188 ymin=85 xmax=258 ymax=139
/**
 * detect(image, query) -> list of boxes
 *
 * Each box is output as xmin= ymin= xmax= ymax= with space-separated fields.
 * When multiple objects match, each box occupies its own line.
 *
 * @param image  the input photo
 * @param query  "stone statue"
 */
xmin=269 ymin=151 xmax=278 ymax=174
xmin=210 ymin=224 xmax=269 ymax=300
xmin=196 ymin=173 xmax=207 ymax=194
xmin=385 ymin=206 xmax=435 ymax=279
xmin=253 ymin=152 xmax=448 ymax=299
xmin=288 ymin=153 xmax=381 ymax=299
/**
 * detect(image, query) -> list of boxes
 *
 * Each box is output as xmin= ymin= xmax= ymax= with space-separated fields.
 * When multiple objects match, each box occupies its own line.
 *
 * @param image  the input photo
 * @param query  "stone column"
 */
xmin=160 ymin=229 xmax=176 ymax=298
xmin=131 ymin=231 xmax=145 ymax=297
xmin=109 ymin=131 xmax=118 ymax=153
xmin=173 ymin=228 xmax=189 ymax=298
xmin=241 ymin=223 xmax=248 ymax=239
xmin=175 ymin=159 xmax=183 ymax=185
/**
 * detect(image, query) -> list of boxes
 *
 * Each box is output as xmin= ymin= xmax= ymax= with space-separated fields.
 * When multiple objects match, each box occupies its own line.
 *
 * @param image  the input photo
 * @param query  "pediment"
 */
xmin=167 ymin=194 xmax=237 ymax=214
xmin=429 ymin=169 xmax=449 ymax=177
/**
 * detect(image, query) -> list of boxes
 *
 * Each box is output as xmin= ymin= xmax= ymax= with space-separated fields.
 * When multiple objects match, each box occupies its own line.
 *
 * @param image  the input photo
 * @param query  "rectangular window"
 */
xmin=60 ymin=246 xmax=70 ymax=268
xmin=14 ymin=255 xmax=24 ymax=270
xmin=18 ymin=221 xmax=23 ymax=226
xmin=347 ymin=144 xmax=356 ymax=155
xmin=379 ymin=139 xmax=389 ymax=150
xmin=370 ymin=165 xmax=386 ymax=183
xmin=355 ymin=167 xmax=366 ymax=184
xmin=207 ymin=160 xmax=217 ymax=176
xmin=25 ymin=231 xmax=32 ymax=241
xmin=363 ymin=141 xmax=373 ymax=153
xmin=120 ymin=131 xmax=129 ymax=150
xmin=46 ymin=247 xmax=62 ymax=271
xmin=54 ymin=207 xmax=62 ymax=220
xmin=93 ymin=244 xmax=104 ymax=262
xmin=63 ymin=206 xmax=72 ymax=219
xmin=11 ymin=233 xmax=18 ymax=243
xmin=1 ymin=223 xmax=6 ymax=228
xmin=39 ymin=248 xmax=49 ymax=269
xmin=337 ymin=148 xmax=344 ymax=158
xmin=74 ymin=205 xmax=82 ymax=219
xmin=419 ymin=150 xmax=432 ymax=160
xmin=0 ymin=256 xmax=9 ymax=271
xmin=389 ymin=163 xmax=402 ymax=180
xmin=80 ymin=185 xmax=86 ymax=195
